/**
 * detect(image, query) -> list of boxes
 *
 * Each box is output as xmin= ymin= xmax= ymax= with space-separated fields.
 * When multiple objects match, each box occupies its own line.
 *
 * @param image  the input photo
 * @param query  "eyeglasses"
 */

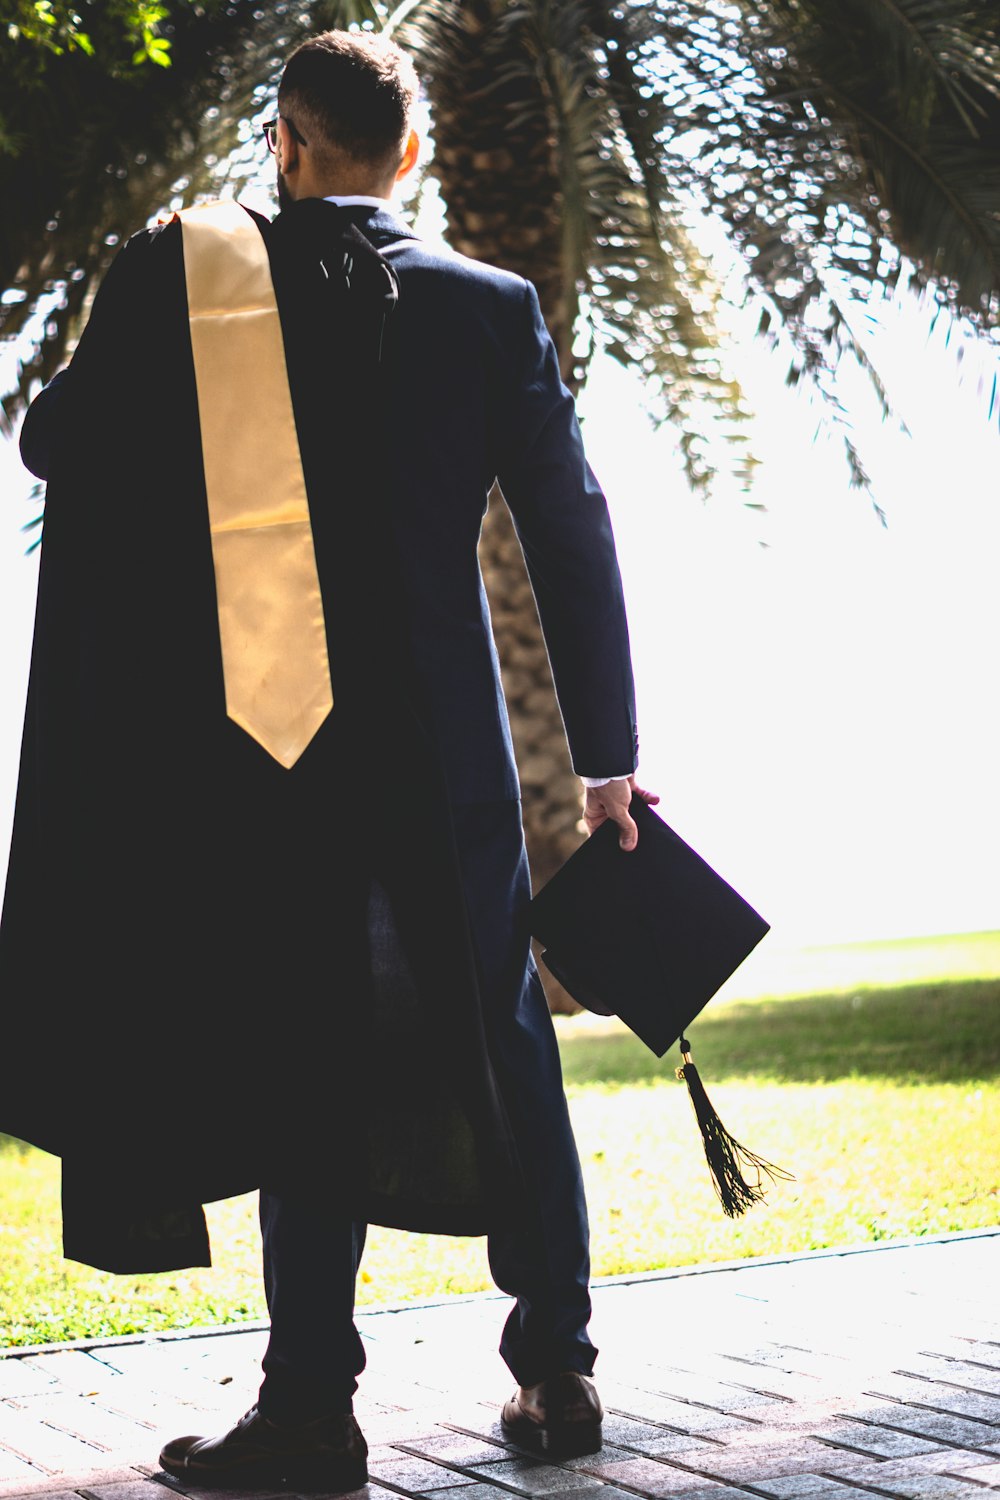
xmin=262 ymin=116 xmax=309 ymax=153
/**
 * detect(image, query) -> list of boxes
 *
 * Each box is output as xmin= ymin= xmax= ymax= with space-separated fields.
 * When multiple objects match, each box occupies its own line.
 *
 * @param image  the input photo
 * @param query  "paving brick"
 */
xmin=856 ymin=1409 xmax=1000 ymax=1449
xmin=0 ymin=1488 xmax=87 ymax=1500
xmin=605 ymin=1377 xmax=779 ymax=1418
xmin=0 ymin=1449 xmax=45 ymax=1489
xmin=663 ymin=1435 xmax=858 ymax=1485
xmin=20 ymin=1398 xmax=154 ymax=1453
xmin=586 ymin=1416 xmax=665 ymax=1449
xmin=369 ymin=1454 xmax=477 ymax=1491
xmin=547 ymin=1442 xmax=632 ymax=1473
xmin=154 ymin=1336 xmax=266 ymax=1384
xmin=751 ymin=1479 xmax=867 ymax=1499
xmin=361 ymin=1414 xmax=448 ymax=1445
xmin=504 ymin=1488 xmax=641 ymax=1500
xmin=461 ymin=1458 xmax=600 ymax=1495
xmin=409 ymin=1486 xmax=514 ymax=1500
xmin=435 ymin=1415 xmax=516 ymax=1449
xmin=526 ymin=1489 xmax=640 ymax=1500
xmin=335 ymin=1486 xmax=400 ymax=1500
xmin=137 ymin=1473 xmax=291 ymax=1500
xmin=0 ymin=1404 xmax=107 ymax=1474
xmin=713 ymin=1358 xmax=826 ymax=1402
xmin=839 ymin=1395 xmax=943 ymax=1423
xmin=18 ymin=1356 xmax=116 ymax=1397
xmin=813 ymin=1422 xmax=947 ymax=1459
xmin=398 ymin=1380 xmax=462 ymax=1408
xmin=84 ymin=1391 xmax=216 ymax=1440
xmin=656 ymin=1492 xmax=752 ymax=1500
xmin=151 ymin=1481 xmax=285 ymax=1500
xmin=570 ymin=1455 xmax=729 ymax=1494
xmin=868 ymin=1378 xmax=1000 ymax=1422
xmin=278 ymin=1490 xmax=371 ymax=1500
xmin=0 ymin=1367 xmax=55 ymax=1402
xmin=78 ymin=1485 xmax=174 ymax=1500
xmin=87 ymin=1354 xmax=228 ymax=1413
xmin=764 ymin=1346 xmax=860 ymax=1381
xmin=859 ymin=1478 xmax=996 ymax=1498
xmin=902 ymin=1361 xmax=1000 ymax=1398
xmin=764 ymin=1397 xmax=891 ymax=1432
xmin=611 ymin=1404 xmax=758 ymax=1439
xmin=868 ymin=1449 xmax=1000 ymax=1478
xmin=921 ymin=1341 xmax=1000 ymax=1368
xmin=0 ymin=1469 xmax=154 ymax=1499
xmin=949 ymin=1462 xmax=1000 ymax=1486
xmin=619 ymin=1432 xmax=719 ymax=1458
xmin=402 ymin=1441 xmax=507 ymax=1469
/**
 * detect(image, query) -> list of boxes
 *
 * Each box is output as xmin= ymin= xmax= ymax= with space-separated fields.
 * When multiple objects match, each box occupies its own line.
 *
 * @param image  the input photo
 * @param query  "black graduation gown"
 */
xmin=1 ymin=205 xmax=523 ymax=1271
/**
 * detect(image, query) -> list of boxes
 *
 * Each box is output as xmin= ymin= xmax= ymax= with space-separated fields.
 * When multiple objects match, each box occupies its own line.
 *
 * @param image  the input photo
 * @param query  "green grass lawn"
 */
xmin=2 ymin=931 xmax=998 ymax=1349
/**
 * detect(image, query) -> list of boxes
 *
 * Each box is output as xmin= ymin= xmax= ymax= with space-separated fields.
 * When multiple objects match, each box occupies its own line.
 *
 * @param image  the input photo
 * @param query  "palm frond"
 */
xmin=21 ymin=479 xmax=45 ymax=555
xmin=622 ymin=0 xmax=1000 ymax=486
xmin=403 ymin=0 xmax=752 ymax=492
xmin=0 ymin=0 xmax=369 ymax=419
xmin=663 ymin=0 xmax=1000 ymax=318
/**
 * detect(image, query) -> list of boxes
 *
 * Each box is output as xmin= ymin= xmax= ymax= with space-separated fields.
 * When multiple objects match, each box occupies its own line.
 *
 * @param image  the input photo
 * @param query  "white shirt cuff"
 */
xmin=581 ymin=773 xmax=633 ymax=788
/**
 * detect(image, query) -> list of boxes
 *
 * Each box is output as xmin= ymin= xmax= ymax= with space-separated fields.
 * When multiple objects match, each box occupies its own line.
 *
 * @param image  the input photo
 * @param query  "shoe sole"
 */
xmin=159 ymin=1454 xmax=369 ymax=1492
xmin=502 ymin=1420 xmax=602 ymax=1458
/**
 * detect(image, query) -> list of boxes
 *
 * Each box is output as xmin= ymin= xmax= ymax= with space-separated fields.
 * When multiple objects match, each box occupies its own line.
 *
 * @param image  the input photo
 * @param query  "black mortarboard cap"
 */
xmin=529 ymin=795 xmax=769 ymax=1053
xmin=529 ymin=797 xmax=791 ymax=1214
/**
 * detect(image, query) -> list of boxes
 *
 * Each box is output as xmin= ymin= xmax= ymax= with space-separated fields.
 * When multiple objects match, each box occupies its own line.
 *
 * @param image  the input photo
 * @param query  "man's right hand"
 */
xmin=583 ymin=775 xmax=660 ymax=851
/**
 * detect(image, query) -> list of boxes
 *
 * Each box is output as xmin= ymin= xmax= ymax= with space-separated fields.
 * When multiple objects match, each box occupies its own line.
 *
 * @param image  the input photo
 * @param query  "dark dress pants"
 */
xmin=256 ymin=801 xmax=596 ymax=1420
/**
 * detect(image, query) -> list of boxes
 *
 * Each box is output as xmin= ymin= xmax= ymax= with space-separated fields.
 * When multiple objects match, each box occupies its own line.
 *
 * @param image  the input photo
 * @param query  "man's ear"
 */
xmin=395 ymin=129 xmax=420 ymax=183
xmin=276 ymin=115 xmax=300 ymax=174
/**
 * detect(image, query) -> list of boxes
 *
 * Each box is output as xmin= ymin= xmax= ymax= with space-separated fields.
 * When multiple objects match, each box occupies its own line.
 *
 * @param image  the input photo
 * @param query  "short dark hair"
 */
xmin=278 ymin=30 xmax=419 ymax=171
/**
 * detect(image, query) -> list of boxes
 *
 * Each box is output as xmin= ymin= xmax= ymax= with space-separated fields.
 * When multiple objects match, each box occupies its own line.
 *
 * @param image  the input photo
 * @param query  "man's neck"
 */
xmin=290 ymin=172 xmax=395 ymax=203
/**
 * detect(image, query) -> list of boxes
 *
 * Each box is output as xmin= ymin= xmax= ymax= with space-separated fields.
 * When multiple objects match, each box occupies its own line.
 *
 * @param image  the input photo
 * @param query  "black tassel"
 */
xmin=676 ymin=1036 xmax=794 ymax=1217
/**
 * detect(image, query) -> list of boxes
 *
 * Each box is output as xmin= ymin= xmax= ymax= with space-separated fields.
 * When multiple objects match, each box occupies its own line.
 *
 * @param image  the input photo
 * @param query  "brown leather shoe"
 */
xmin=501 ymin=1372 xmax=603 ymax=1456
xmin=158 ymin=1404 xmax=368 ymax=1491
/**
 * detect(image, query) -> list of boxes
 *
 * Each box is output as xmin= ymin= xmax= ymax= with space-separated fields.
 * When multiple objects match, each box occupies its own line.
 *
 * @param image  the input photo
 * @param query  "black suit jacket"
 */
xmin=20 ymin=199 xmax=638 ymax=799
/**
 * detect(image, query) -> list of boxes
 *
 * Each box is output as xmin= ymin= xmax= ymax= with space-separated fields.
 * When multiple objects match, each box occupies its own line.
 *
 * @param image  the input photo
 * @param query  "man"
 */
xmin=9 ymin=28 xmax=655 ymax=1493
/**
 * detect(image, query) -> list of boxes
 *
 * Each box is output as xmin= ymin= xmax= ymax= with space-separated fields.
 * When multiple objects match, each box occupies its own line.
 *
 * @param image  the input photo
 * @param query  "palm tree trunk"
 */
xmin=478 ymin=497 xmax=587 ymax=901
xmin=411 ymin=0 xmax=592 ymax=1007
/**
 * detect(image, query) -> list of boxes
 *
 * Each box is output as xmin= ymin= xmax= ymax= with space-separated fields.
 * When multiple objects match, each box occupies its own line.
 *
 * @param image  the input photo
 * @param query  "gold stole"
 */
xmin=177 ymin=200 xmax=332 ymax=769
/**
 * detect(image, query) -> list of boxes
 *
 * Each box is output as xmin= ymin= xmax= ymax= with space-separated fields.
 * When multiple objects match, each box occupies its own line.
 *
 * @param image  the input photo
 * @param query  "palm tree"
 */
xmin=394 ymin=0 xmax=1000 ymax=1001
xmin=4 ymin=0 xmax=999 ymax=1004
xmin=397 ymin=0 xmax=749 ymax=922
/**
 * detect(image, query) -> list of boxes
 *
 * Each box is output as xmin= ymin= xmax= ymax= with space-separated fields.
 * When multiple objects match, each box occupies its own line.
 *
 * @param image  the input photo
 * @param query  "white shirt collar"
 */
xmin=322 ymin=194 xmax=391 ymax=209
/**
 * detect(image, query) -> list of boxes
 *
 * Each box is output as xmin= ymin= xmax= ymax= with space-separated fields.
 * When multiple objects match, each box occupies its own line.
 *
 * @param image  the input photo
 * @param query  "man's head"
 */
xmin=273 ymin=30 xmax=420 ymax=207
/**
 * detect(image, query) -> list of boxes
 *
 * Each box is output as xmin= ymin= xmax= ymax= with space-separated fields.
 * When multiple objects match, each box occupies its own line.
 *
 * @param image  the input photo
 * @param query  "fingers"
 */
xmin=582 ymin=777 xmax=660 ymax=852
xmin=582 ymin=804 xmax=607 ymax=835
xmin=614 ymin=804 xmax=639 ymax=851
xmin=586 ymin=785 xmax=639 ymax=851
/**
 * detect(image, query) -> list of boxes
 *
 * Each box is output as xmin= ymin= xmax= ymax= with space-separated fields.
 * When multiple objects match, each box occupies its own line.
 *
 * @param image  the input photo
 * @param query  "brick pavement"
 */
xmin=1 ymin=1230 xmax=998 ymax=1500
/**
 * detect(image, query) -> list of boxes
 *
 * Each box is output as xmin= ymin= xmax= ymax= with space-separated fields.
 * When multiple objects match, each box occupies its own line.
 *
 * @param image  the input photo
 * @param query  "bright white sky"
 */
xmin=577 ymin=276 xmax=1000 ymax=945
xmin=1 ymin=186 xmax=998 ymax=949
